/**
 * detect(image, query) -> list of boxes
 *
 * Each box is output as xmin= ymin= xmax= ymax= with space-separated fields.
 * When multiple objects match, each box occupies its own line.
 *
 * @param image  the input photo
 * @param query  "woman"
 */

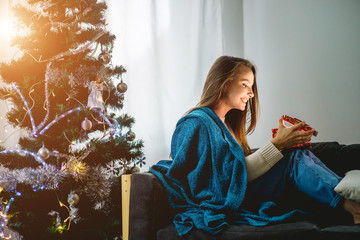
xmin=150 ymin=56 xmax=360 ymax=236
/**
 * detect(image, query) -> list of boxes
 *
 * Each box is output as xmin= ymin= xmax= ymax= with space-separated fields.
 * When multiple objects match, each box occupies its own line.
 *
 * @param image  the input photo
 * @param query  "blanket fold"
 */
xmin=151 ymin=107 xmax=301 ymax=236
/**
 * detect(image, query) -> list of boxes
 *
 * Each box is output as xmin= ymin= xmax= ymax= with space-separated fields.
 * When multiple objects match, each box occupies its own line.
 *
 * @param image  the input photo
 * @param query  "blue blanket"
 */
xmin=151 ymin=107 xmax=302 ymax=236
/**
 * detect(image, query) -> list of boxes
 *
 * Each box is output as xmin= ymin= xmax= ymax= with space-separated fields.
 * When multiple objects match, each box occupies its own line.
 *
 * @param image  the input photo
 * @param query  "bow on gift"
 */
xmin=272 ymin=115 xmax=318 ymax=149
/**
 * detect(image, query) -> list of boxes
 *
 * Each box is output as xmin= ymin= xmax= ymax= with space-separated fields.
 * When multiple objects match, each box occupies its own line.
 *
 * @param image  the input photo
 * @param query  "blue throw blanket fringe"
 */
xmin=151 ymin=107 xmax=303 ymax=236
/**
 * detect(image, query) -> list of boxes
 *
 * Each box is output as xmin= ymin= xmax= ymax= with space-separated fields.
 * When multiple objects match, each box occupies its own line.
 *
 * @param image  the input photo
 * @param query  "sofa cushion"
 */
xmin=157 ymin=221 xmax=319 ymax=240
xmin=334 ymin=170 xmax=360 ymax=203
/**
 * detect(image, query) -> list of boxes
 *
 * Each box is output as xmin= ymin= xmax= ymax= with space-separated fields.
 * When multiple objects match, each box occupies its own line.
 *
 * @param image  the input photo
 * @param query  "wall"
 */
xmin=243 ymin=0 xmax=360 ymax=148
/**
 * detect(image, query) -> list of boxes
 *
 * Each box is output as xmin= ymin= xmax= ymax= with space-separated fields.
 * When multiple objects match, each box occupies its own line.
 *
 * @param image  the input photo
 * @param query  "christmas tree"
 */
xmin=0 ymin=0 xmax=144 ymax=239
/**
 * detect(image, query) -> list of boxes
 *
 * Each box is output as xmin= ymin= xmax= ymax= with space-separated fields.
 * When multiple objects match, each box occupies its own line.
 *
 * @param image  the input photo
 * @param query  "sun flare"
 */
xmin=0 ymin=20 xmax=14 ymax=37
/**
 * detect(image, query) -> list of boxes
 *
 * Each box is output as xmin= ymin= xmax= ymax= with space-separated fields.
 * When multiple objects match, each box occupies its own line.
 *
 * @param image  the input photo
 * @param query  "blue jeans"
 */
xmin=245 ymin=148 xmax=343 ymax=210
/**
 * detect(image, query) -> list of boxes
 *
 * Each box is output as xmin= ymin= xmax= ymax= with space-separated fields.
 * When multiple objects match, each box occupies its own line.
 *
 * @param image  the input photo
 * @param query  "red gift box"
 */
xmin=272 ymin=115 xmax=318 ymax=149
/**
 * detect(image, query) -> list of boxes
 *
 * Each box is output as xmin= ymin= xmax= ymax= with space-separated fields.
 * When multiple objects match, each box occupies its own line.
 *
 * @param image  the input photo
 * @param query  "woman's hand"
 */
xmin=271 ymin=118 xmax=315 ymax=150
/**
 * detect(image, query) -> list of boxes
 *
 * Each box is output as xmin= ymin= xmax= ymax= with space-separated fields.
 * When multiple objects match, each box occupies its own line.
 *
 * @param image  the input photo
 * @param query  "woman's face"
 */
xmin=222 ymin=66 xmax=254 ymax=111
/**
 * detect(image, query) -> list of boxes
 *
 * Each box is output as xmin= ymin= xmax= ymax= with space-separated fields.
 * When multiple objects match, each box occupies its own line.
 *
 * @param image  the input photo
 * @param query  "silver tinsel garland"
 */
xmin=0 ymin=165 xmax=63 ymax=192
xmin=0 ymin=161 xmax=120 ymax=208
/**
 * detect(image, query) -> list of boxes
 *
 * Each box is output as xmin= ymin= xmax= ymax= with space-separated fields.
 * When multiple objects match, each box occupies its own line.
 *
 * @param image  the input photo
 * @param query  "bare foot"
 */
xmin=343 ymin=199 xmax=360 ymax=224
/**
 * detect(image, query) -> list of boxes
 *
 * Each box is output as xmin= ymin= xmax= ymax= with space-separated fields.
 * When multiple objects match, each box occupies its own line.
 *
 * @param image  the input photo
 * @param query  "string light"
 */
xmin=58 ymin=201 xmax=72 ymax=230
xmin=0 ymin=149 xmax=46 ymax=166
xmin=0 ymin=191 xmax=21 ymax=238
xmin=11 ymin=83 xmax=37 ymax=137
xmin=38 ymin=106 xmax=113 ymax=135
xmin=35 ymin=62 xmax=52 ymax=132
xmin=96 ymin=109 xmax=113 ymax=127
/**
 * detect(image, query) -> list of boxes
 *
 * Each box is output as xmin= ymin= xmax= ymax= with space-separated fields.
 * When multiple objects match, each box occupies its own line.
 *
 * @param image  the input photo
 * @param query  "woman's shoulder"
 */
xmin=172 ymin=108 xmax=222 ymax=142
xmin=177 ymin=107 xmax=215 ymax=126
xmin=172 ymin=108 xmax=214 ymax=147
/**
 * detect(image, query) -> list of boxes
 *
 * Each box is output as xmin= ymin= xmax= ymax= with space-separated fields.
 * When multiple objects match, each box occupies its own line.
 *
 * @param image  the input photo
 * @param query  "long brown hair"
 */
xmin=188 ymin=56 xmax=259 ymax=156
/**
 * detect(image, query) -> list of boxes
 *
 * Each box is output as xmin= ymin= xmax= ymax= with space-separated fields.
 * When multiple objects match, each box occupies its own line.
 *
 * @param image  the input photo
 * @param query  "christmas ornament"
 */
xmin=120 ymin=159 xmax=130 ymax=171
xmin=67 ymin=192 xmax=80 ymax=206
xmin=116 ymin=81 xmax=127 ymax=93
xmin=38 ymin=146 xmax=50 ymax=159
xmin=87 ymin=77 xmax=105 ymax=112
xmin=104 ymin=160 xmax=122 ymax=177
xmin=100 ymin=53 xmax=111 ymax=64
xmin=81 ymin=117 xmax=92 ymax=130
xmin=135 ymin=156 xmax=146 ymax=168
xmin=66 ymin=158 xmax=89 ymax=178
xmin=126 ymin=131 xmax=136 ymax=141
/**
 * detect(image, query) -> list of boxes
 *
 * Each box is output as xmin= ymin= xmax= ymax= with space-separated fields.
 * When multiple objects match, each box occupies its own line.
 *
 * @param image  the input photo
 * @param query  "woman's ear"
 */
xmin=220 ymin=78 xmax=233 ymax=98
xmin=222 ymin=80 xmax=231 ymax=95
xmin=220 ymin=85 xmax=227 ymax=98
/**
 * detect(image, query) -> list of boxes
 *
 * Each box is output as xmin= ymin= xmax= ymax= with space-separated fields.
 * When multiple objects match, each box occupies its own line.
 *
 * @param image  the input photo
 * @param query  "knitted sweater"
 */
xmin=219 ymin=117 xmax=283 ymax=181
xmin=246 ymin=141 xmax=283 ymax=181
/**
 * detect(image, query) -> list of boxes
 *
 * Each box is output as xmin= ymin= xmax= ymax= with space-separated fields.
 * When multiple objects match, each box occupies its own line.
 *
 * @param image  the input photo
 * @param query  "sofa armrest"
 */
xmin=129 ymin=173 xmax=173 ymax=240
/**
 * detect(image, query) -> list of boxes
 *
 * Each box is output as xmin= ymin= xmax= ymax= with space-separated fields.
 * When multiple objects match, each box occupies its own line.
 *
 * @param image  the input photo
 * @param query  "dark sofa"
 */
xmin=128 ymin=142 xmax=360 ymax=240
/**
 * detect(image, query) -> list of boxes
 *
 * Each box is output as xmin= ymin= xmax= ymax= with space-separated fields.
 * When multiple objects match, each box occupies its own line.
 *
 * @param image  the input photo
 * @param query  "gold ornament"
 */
xmin=65 ymin=158 xmax=89 ymax=179
xmin=126 ymin=131 xmax=136 ymax=141
xmin=116 ymin=81 xmax=128 ymax=93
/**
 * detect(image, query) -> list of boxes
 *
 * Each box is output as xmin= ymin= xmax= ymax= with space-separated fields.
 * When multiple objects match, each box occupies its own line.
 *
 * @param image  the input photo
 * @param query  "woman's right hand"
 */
xmin=271 ymin=118 xmax=315 ymax=150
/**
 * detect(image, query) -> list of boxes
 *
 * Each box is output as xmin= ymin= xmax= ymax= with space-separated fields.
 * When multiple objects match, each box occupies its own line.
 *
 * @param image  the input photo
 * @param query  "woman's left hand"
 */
xmin=271 ymin=118 xmax=315 ymax=150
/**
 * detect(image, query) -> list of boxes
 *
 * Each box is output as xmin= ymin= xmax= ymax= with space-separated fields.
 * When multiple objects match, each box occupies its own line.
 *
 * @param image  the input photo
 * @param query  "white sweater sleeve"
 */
xmin=245 ymin=141 xmax=283 ymax=182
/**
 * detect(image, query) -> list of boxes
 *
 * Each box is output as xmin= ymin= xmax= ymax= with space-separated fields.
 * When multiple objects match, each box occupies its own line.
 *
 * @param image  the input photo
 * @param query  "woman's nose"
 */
xmin=248 ymin=89 xmax=254 ymax=98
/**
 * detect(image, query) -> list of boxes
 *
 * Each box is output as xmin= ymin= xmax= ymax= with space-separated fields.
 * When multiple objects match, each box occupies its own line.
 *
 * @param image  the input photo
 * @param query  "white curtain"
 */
xmin=107 ymin=0 xmax=242 ymax=169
